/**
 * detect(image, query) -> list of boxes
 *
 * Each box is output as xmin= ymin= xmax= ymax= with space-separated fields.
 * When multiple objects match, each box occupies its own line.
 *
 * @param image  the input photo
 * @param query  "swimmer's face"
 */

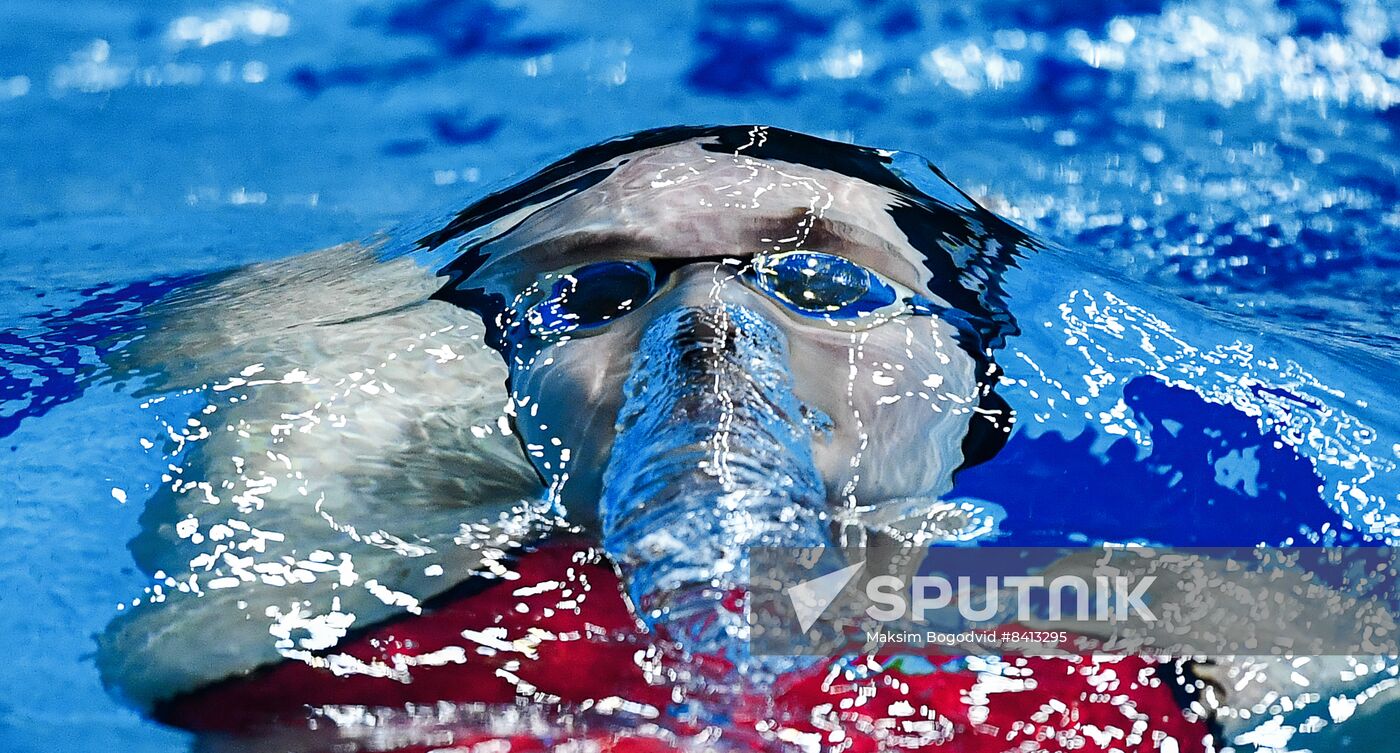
xmin=465 ymin=141 xmax=983 ymax=525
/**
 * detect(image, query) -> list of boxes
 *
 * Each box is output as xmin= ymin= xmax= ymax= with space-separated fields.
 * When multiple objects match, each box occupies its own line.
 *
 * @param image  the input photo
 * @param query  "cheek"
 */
xmin=853 ymin=359 xmax=978 ymax=495
xmin=507 ymin=336 xmax=635 ymax=483
xmin=792 ymin=321 xmax=981 ymax=503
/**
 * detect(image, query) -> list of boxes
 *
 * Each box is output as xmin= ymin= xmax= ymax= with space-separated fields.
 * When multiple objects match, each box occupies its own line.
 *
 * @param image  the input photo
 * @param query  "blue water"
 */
xmin=2 ymin=0 xmax=1399 ymax=751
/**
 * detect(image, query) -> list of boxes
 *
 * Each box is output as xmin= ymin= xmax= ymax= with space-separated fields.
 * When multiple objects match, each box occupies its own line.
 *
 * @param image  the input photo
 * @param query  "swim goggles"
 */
xmin=500 ymin=251 xmax=942 ymax=347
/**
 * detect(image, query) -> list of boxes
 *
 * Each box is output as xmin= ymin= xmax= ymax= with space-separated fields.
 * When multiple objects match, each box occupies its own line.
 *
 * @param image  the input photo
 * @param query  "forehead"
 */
xmin=469 ymin=140 xmax=933 ymax=291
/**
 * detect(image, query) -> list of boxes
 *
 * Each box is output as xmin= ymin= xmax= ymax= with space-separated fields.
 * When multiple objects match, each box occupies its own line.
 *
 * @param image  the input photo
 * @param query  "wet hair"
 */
xmin=419 ymin=125 xmax=1035 ymax=470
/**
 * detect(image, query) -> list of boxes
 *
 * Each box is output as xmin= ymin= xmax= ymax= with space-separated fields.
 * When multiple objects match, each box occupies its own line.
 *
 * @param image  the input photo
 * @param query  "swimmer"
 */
xmin=98 ymin=125 xmax=1399 ymax=751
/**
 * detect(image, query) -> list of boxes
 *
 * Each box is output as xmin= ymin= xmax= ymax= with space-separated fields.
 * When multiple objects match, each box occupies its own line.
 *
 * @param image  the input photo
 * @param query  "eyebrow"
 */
xmin=471 ymin=212 xmax=922 ymax=287
xmin=751 ymin=213 xmax=898 ymax=252
xmin=472 ymin=230 xmax=656 ymax=280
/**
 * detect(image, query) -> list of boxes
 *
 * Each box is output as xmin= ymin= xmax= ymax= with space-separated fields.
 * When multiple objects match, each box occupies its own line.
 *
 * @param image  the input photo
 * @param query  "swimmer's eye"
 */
xmin=750 ymin=251 xmax=899 ymax=320
xmin=526 ymin=261 xmax=655 ymax=338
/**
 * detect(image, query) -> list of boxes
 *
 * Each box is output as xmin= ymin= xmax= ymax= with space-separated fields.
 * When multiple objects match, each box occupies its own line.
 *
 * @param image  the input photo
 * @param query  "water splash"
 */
xmin=599 ymin=303 xmax=832 ymax=674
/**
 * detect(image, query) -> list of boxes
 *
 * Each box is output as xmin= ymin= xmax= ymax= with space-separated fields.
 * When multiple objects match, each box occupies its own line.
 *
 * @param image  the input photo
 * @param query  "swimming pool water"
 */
xmin=2 ymin=1 xmax=1399 ymax=751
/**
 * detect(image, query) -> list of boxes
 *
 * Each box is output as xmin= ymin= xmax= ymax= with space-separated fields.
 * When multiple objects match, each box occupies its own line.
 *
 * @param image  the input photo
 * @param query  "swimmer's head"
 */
xmin=423 ymin=125 xmax=1032 ymax=530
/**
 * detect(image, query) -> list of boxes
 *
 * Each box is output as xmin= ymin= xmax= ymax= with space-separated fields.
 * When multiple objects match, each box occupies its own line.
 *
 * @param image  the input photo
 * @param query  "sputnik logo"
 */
xmin=786 ymin=561 xmax=865 ymax=632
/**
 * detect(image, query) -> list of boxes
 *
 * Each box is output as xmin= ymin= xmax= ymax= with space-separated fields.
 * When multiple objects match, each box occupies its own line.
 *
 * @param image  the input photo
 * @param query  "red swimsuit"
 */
xmin=159 ymin=539 xmax=1214 ymax=752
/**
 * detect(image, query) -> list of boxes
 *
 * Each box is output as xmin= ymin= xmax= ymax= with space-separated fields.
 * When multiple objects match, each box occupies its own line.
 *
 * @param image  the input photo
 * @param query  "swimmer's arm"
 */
xmin=98 ymin=243 xmax=546 ymax=709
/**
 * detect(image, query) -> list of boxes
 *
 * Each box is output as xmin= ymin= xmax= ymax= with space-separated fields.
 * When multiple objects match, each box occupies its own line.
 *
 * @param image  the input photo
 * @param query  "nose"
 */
xmin=637 ymin=262 xmax=784 ymax=337
xmin=631 ymin=264 xmax=798 ymax=375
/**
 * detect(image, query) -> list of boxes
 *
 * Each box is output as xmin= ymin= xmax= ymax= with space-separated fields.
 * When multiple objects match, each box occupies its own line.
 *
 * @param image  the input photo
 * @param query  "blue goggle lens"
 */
xmin=751 ymin=251 xmax=899 ymax=320
xmin=527 ymin=261 xmax=655 ymax=338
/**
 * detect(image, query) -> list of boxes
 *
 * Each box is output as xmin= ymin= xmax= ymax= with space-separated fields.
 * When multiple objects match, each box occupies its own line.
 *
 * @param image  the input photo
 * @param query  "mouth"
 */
xmin=597 ymin=303 xmax=833 ymax=673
